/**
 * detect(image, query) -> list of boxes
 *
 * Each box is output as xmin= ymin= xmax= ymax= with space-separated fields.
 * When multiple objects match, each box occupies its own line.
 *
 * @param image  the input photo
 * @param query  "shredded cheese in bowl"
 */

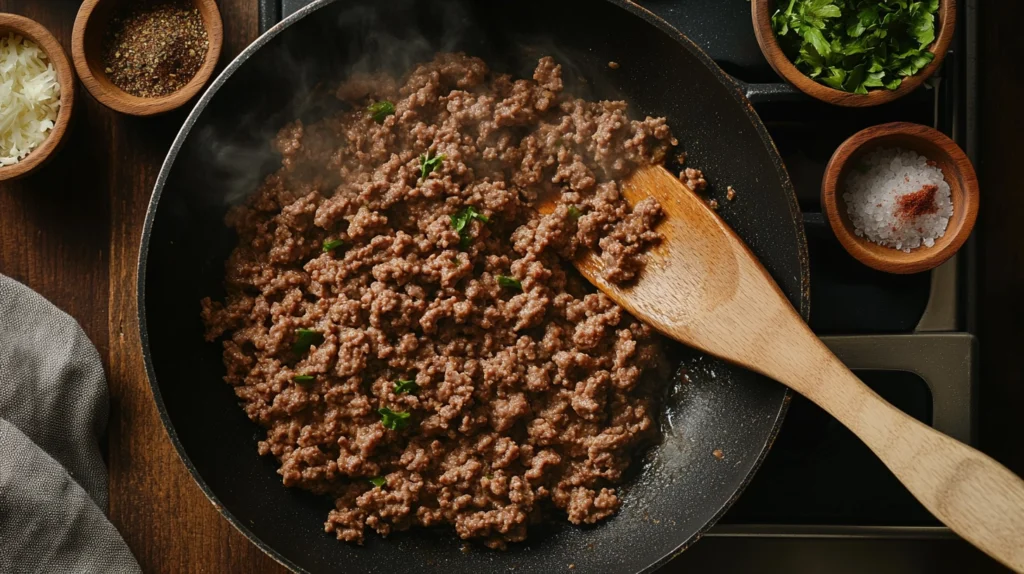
xmin=0 ymin=33 xmax=61 ymax=167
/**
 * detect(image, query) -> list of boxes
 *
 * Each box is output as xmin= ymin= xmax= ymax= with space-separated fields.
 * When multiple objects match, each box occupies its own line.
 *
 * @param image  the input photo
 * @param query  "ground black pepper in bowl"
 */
xmin=101 ymin=0 xmax=209 ymax=98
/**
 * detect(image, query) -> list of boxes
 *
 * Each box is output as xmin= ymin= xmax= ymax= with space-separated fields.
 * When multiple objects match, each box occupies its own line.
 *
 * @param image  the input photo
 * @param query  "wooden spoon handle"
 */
xmin=590 ymin=163 xmax=1022 ymax=567
xmin=762 ymin=330 xmax=1024 ymax=572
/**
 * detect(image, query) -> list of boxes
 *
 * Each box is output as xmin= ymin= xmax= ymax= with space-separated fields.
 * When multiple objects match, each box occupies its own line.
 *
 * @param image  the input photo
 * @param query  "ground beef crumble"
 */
xmin=201 ymin=53 xmax=674 ymax=549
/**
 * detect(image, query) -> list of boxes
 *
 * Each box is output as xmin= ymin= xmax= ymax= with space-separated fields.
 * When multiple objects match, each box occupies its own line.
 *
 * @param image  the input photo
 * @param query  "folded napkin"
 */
xmin=0 ymin=275 xmax=141 ymax=573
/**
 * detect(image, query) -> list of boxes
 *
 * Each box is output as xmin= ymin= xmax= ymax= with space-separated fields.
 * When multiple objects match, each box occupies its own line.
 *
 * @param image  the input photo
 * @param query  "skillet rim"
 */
xmin=136 ymin=1 xmax=810 ymax=572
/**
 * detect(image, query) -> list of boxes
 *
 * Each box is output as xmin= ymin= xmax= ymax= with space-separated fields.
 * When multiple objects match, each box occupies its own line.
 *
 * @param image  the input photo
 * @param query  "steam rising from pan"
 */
xmin=187 ymin=0 xmax=617 ymax=208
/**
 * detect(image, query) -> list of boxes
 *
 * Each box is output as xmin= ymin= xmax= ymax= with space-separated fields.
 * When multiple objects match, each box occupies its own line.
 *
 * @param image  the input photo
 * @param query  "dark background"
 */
xmin=0 ymin=0 xmax=1018 ymax=572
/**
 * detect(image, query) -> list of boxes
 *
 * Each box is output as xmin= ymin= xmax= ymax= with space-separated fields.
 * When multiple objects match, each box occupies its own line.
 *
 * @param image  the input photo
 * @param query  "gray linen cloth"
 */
xmin=0 ymin=274 xmax=141 ymax=573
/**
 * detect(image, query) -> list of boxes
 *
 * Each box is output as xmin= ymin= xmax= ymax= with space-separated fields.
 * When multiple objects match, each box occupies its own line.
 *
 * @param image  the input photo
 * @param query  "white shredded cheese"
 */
xmin=0 ymin=33 xmax=61 ymax=167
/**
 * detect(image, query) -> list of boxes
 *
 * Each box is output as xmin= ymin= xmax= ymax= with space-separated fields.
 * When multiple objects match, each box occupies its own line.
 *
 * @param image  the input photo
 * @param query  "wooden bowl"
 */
xmin=751 ymin=0 xmax=956 ymax=107
xmin=71 ymin=0 xmax=222 ymax=116
xmin=822 ymin=122 xmax=978 ymax=274
xmin=0 ymin=13 xmax=76 ymax=182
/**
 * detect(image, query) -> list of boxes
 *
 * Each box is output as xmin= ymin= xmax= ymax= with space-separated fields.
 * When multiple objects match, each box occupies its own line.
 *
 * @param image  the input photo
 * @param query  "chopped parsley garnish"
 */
xmin=378 ymin=407 xmax=411 ymax=430
xmin=292 ymin=329 xmax=324 ymax=354
xmin=367 ymin=100 xmax=395 ymax=123
xmin=496 ymin=275 xmax=522 ymax=291
xmin=293 ymin=375 xmax=315 ymax=384
xmin=369 ymin=476 xmax=387 ymax=488
xmin=450 ymin=206 xmax=489 ymax=249
xmin=771 ymin=0 xmax=939 ymax=94
xmin=394 ymin=378 xmax=419 ymax=395
xmin=419 ymin=151 xmax=447 ymax=181
xmin=322 ymin=238 xmax=344 ymax=252
xmin=567 ymin=205 xmax=582 ymax=220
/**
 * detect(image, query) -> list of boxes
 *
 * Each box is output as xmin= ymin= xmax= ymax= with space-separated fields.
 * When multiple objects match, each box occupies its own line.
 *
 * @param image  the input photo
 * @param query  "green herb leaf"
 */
xmin=292 ymin=329 xmax=324 ymax=354
xmin=567 ymin=205 xmax=582 ymax=220
xmin=367 ymin=100 xmax=395 ymax=124
xmin=322 ymin=239 xmax=344 ymax=252
xmin=293 ymin=374 xmax=315 ymax=384
xmin=802 ymin=27 xmax=832 ymax=58
xmin=394 ymin=378 xmax=419 ymax=395
xmin=419 ymin=151 xmax=447 ymax=181
xmin=378 ymin=407 xmax=411 ymax=430
xmin=496 ymin=275 xmax=523 ymax=291
xmin=910 ymin=11 xmax=936 ymax=45
xmin=369 ymin=476 xmax=387 ymax=488
xmin=449 ymin=206 xmax=489 ymax=249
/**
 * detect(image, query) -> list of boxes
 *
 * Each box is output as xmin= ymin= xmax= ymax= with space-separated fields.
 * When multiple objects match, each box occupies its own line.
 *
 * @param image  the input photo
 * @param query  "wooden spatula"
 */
xmin=544 ymin=164 xmax=1024 ymax=572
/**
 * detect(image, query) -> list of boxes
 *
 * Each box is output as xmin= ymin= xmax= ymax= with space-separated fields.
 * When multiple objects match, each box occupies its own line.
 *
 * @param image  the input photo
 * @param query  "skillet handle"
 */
xmin=732 ymin=78 xmax=803 ymax=105
xmin=767 ymin=334 xmax=1024 ymax=573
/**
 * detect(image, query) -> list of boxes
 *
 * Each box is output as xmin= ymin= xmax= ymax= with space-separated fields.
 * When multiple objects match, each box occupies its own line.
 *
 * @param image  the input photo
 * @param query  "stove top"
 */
xmin=257 ymin=0 xmax=977 ymax=542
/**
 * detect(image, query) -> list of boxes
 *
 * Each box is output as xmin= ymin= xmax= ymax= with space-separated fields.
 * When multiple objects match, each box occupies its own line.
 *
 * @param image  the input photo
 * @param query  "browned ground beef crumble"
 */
xmin=201 ymin=53 xmax=677 ymax=549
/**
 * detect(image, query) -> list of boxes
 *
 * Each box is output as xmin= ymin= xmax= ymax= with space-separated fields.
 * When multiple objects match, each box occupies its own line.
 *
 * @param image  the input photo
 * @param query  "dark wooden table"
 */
xmin=0 ymin=1 xmax=1019 ymax=572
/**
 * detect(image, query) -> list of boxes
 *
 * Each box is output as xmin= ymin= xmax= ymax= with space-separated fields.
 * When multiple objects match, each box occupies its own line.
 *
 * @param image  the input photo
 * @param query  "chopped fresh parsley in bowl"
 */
xmin=770 ymin=0 xmax=939 ymax=94
xmin=752 ymin=0 xmax=953 ymax=105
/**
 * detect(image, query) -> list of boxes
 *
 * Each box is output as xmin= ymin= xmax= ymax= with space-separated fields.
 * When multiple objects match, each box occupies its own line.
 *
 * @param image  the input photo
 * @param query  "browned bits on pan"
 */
xmin=708 ymin=199 xmax=719 ymax=210
xmin=712 ymin=448 xmax=724 ymax=460
xmin=102 ymin=0 xmax=209 ymax=98
xmin=726 ymin=186 xmax=737 ymax=201
xmin=607 ymin=61 xmax=620 ymax=69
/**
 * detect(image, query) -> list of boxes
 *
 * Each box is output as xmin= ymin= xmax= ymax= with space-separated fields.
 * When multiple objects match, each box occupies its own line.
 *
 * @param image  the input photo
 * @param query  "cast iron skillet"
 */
xmin=138 ymin=0 xmax=809 ymax=572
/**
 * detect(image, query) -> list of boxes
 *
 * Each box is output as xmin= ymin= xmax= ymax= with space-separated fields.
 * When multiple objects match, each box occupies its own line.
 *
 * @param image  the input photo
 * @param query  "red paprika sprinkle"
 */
xmin=895 ymin=184 xmax=939 ymax=221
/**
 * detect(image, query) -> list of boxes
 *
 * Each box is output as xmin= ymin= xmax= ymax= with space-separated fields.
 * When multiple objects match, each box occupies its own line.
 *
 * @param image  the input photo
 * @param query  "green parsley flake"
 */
xmin=293 ymin=374 xmax=315 ymax=384
xmin=771 ymin=0 xmax=938 ymax=94
xmin=369 ymin=476 xmax=387 ymax=488
xmin=496 ymin=275 xmax=522 ymax=291
xmin=292 ymin=329 xmax=324 ymax=354
xmin=567 ymin=205 xmax=582 ymax=220
xmin=322 ymin=239 xmax=344 ymax=252
xmin=450 ymin=206 xmax=490 ymax=249
xmin=419 ymin=151 xmax=447 ymax=181
xmin=378 ymin=407 xmax=411 ymax=430
xmin=394 ymin=378 xmax=419 ymax=395
xmin=367 ymin=100 xmax=395 ymax=123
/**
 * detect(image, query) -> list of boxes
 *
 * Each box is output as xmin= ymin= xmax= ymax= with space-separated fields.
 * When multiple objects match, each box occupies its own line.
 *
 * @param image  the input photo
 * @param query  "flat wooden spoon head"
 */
xmin=538 ymin=163 xmax=1024 ymax=572
xmin=539 ymin=164 xmax=795 ymax=368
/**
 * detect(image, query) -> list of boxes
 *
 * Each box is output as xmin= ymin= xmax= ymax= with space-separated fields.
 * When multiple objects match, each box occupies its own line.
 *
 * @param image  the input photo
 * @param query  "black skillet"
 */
xmin=138 ymin=0 xmax=809 ymax=572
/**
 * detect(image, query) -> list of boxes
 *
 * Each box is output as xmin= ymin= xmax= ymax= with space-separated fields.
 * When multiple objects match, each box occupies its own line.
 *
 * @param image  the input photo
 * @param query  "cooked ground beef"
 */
xmin=201 ymin=53 xmax=674 ymax=549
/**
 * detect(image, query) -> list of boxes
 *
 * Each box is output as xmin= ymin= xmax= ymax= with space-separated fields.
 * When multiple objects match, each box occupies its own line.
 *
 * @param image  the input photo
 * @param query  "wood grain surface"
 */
xmin=98 ymin=0 xmax=287 ymax=570
xmin=750 ymin=0 xmax=956 ymax=107
xmin=820 ymin=122 xmax=980 ymax=274
xmin=0 ymin=0 xmax=1018 ymax=572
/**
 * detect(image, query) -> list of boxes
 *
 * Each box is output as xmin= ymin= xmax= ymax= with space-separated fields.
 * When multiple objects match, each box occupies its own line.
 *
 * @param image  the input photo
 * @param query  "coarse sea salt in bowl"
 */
xmin=821 ymin=122 xmax=979 ymax=275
